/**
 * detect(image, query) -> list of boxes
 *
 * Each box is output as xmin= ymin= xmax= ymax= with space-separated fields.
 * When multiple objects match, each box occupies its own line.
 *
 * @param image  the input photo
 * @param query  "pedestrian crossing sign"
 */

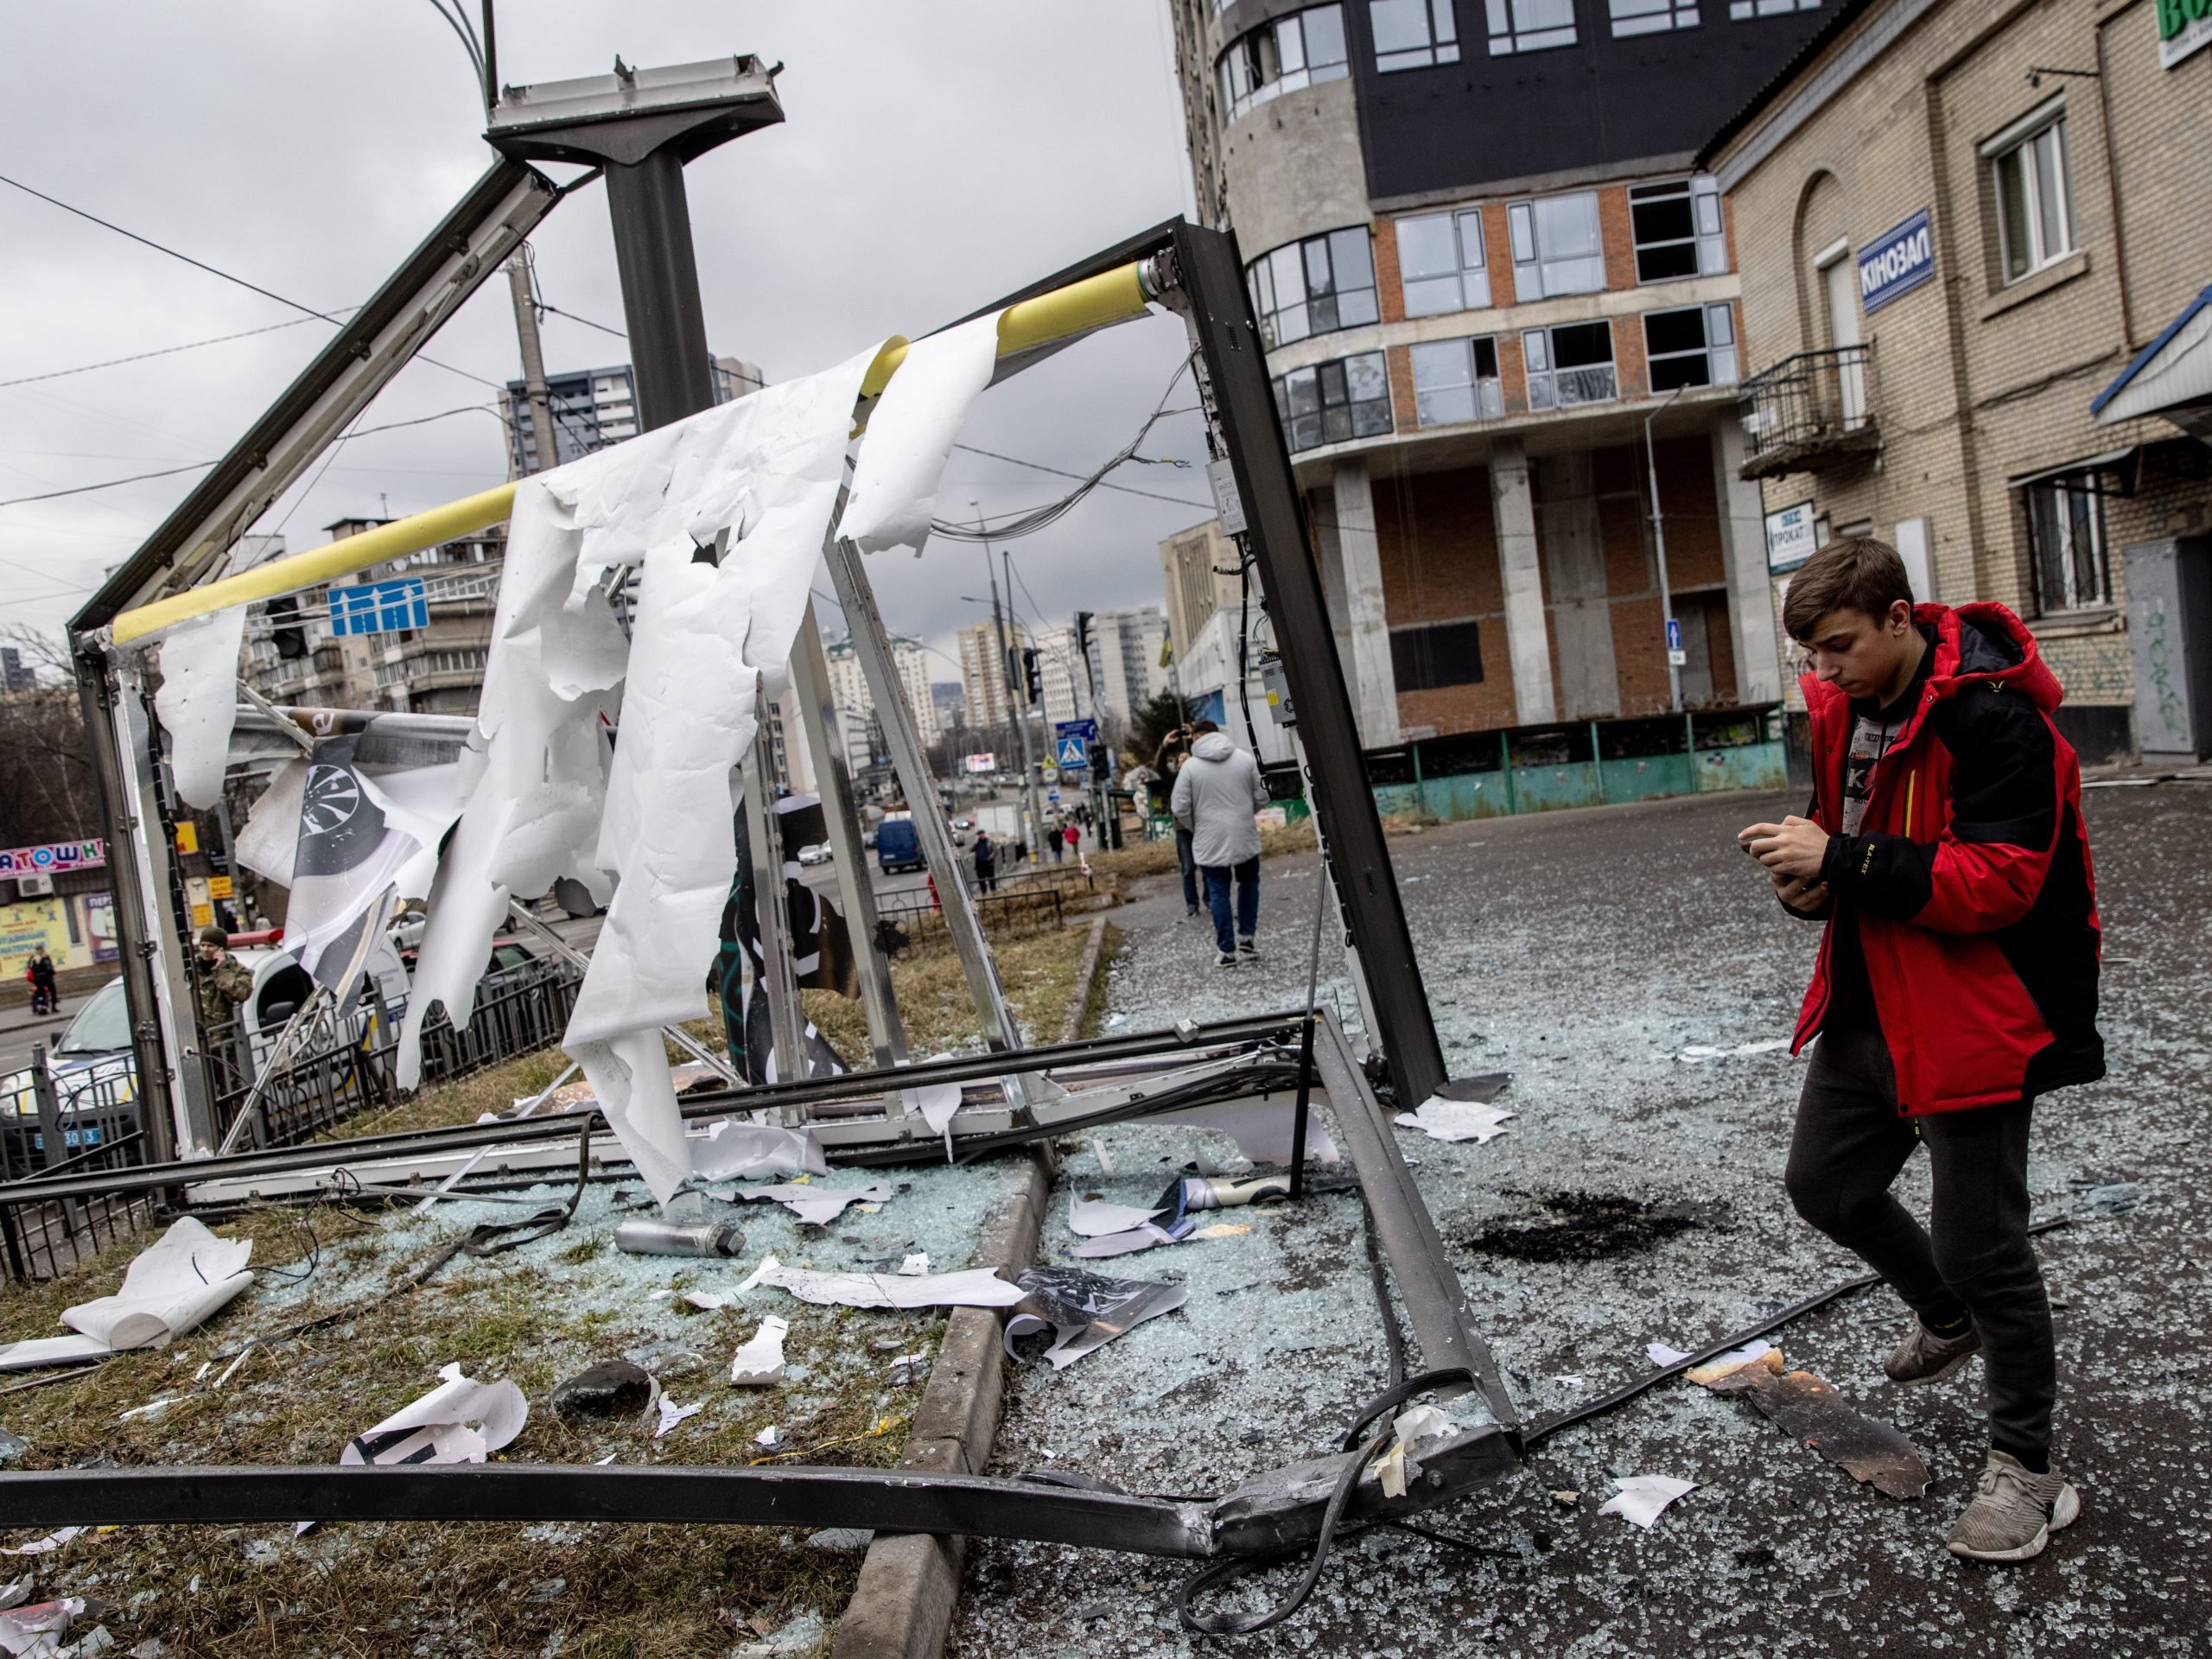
xmin=1054 ymin=734 xmax=1089 ymax=769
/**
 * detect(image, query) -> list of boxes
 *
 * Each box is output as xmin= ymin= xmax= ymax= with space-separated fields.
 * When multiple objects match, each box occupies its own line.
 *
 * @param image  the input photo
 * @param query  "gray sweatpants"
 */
xmin=1784 ymin=1019 xmax=2056 ymax=1461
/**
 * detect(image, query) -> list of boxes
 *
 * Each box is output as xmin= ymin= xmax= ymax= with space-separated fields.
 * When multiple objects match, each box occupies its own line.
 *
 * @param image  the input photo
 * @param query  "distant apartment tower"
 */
xmin=931 ymin=682 xmax=966 ymax=733
xmin=505 ymin=355 xmax=767 ymax=474
xmin=1034 ymin=626 xmax=1085 ymax=727
xmin=955 ymin=619 xmax=1033 ymax=731
xmin=1085 ymin=608 xmax=1171 ymax=722
xmin=821 ymin=632 xmax=938 ymax=777
xmin=1158 ymin=519 xmax=1242 ymax=659
xmin=0 ymin=647 xmax=36 ymax=696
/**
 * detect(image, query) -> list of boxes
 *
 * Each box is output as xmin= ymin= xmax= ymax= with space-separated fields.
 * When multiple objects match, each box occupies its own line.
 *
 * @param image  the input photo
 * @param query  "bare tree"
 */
xmin=0 ymin=624 xmax=103 ymax=849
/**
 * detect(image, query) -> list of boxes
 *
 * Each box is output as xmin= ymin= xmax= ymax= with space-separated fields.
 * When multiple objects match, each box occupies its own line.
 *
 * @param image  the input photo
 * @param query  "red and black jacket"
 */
xmin=1792 ymin=602 xmax=2103 ymax=1114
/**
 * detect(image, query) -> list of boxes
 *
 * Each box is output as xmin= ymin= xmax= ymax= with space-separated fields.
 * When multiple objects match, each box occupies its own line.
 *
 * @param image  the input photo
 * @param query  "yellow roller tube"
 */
xmin=115 ymin=261 xmax=1154 ymax=647
xmin=111 ymin=483 xmax=518 ymax=647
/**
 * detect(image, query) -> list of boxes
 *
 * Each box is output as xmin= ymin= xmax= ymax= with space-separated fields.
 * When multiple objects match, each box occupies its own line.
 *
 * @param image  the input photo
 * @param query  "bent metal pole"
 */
xmin=104 ymin=264 xmax=1155 ymax=649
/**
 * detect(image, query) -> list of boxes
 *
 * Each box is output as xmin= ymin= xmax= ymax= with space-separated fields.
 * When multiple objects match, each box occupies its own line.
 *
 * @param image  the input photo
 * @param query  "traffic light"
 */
xmin=267 ymin=594 xmax=308 ymax=659
xmin=1022 ymin=647 xmax=1042 ymax=704
xmin=1073 ymin=611 xmax=1093 ymax=660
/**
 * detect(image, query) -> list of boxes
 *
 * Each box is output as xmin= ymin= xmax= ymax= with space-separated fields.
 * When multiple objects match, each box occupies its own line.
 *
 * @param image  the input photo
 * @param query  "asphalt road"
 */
xmin=947 ymin=778 xmax=2211 ymax=1658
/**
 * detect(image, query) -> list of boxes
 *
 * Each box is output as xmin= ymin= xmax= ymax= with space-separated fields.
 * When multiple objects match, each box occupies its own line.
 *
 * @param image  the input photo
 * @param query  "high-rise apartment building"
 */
xmin=1163 ymin=0 xmax=1830 ymax=751
xmin=504 ymin=356 xmax=766 ymax=475
xmin=955 ymin=619 xmax=1033 ymax=732
xmin=820 ymin=632 xmax=938 ymax=780
xmin=1086 ymin=608 xmax=1172 ymax=722
xmin=1159 ymin=519 xmax=1243 ymax=659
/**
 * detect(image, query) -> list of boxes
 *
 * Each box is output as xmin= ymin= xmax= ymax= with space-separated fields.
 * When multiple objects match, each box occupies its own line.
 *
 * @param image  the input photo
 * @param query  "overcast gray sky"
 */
xmin=0 ymin=2 xmax=1214 ymax=686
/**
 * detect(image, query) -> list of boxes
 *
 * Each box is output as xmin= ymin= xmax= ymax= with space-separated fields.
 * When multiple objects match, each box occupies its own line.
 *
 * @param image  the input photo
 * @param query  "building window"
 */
xmin=1409 ymin=337 xmax=1503 ymax=425
xmin=1728 ymin=0 xmax=1819 ymax=16
xmin=1395 ymin=207 xmax=1491 ymax=316
xmin=1522 ymin=321 xmax=1618 ymax=410
xmin=1273 ymin=353 xmax=1393 ymax=452
xmin=1217 ymin=4 xmax=1350 ymax=123
xmin=1247 ymin=228 xmax=1379 ymax=348
xmin=1486 ymin=0 xmax=1577 ymax=53
xmin=1610 ymin=0 xmax=1700 ymax=33
xmin=1370 ymin=0 xmax=1459 ymax=69
xmin=1988 ymin=107 xmax=2072 ymax=284
xmin=1643 ymin=304 xmax=1738 ymax=391
xmin=1629 ymin=177 xmax=1726 ymax=281
xmin=1391 ymin=620 xmax=1485 ymax=690
xmin=2026 ymin=476 xmax=2108 ymax=613
xmin=1507 ymin=191 xmax=1606 ymax=299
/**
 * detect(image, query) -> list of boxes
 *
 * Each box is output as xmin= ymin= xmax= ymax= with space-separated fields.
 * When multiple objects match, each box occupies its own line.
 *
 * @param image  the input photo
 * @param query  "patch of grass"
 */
xmin=1086 ymin=817 xmax=1319 ymax=882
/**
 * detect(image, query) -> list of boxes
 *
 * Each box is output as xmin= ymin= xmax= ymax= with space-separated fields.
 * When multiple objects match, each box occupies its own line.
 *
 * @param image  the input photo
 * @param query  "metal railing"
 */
xmin=0 ymin=1052 xmax=162 ymax=1285
xmin=1527 ymin=363 xmax=1618 ymax=411
xmin=1737 ymin=343 xmax=1878 ymax=478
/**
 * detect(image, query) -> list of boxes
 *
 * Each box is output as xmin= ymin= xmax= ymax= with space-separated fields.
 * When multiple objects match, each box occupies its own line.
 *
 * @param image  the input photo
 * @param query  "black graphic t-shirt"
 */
xmin=1828 ymin=626 xmax=1936 ymax=1030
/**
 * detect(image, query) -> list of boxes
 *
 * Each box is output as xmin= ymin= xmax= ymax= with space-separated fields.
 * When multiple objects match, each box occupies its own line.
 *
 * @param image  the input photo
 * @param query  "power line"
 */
xmin=0 ymin=313 xmax=342 ymax=391
xmin=538 ymin=302 xmax=627 ymax=340
xmin=0 ymin=170 xmax=508 ymax=393
xmin=0 ymin=405 xmax=512 ymax=511
xmin=951 ymin=440 xmax=1211 ymax=511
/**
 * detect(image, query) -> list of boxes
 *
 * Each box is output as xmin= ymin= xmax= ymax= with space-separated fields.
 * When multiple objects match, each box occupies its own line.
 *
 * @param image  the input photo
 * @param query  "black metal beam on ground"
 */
xmin=1309 ymin=1011 xmax=1518 ymax=1430
xmin=1165 ymin=221 xmax=1448 ymax=1113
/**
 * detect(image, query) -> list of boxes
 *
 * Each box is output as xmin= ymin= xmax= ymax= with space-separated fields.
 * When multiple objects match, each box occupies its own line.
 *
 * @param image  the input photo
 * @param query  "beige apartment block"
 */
xmin=1705 ymin=0 xmax=2212 ymax=761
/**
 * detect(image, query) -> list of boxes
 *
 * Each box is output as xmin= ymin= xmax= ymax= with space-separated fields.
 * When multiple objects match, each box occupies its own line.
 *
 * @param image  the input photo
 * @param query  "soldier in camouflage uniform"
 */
xmin=191 ymin=924 xmax=252 ymax=1034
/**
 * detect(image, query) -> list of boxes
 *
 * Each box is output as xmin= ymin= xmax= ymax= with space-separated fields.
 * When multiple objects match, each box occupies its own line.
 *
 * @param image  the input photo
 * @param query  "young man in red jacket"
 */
xmin=1741 ymin=538 xmax=2102 ymax=1565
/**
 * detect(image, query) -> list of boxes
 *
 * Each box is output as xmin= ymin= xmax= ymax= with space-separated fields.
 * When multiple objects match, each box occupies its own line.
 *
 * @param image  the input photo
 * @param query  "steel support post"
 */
xmin=743 ymin=690 xmax=809 ymax=1096
xmin=113 ymin=661 xmax=215 ymax=1156
xmin=72 ymin=652 xmax=178 ymax=1166
xmin=788 ymin=594 xmax=908 ymax=1073
xmin=820 ymin=531 xmax=1033 ymax=1079
xmin=1166 ymin=223 xmax=1446 ymax=1111
xmin=603 ymin=149 xmax=718 ymax=432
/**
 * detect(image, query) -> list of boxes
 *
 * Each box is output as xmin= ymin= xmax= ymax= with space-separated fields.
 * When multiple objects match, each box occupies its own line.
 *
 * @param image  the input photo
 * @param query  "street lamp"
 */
xmin=1643 ymin=384 xmax=1689 ymax=715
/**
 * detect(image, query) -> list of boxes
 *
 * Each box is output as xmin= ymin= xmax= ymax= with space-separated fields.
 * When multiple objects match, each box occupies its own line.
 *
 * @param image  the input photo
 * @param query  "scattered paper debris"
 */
xmin=0 ymin=1595 xmax=86 ymax=1656
xmin=1370 ymin=1404 xmax=1458 ymax=1498
xmin=690 ymin=1121 xmax=829 ymax=1183
xmin=0 ymin=1218 xmax=255 ymax=1374
xmin=731 ymin=1183 xmax=895 ymax=1226
xmin=753 ymin=1425 xmax=785 ymax=1451
xmin=0 ymin=1580 xmax=25 ymax=1613
xmin=118 ymin=1396 xmax=179 ymax=1423
xmin=0 ymin=1530 xmax=82 ymax=1559
xmin=1684 ymin=1340 xmax=1774 ymax=1387
xmin=1647 ymin=1342 xmax=1693 ymax=1367
xmin=1068 ymin=1197 xmax=1165 ymax=1238
xmin=1395 ymin=1098 xmax=1515 ymax=1145
xmin=1001 ymin=1267 xmax=1187 ymax=1370
xmin=682 ymin=1291 xmax=733 ymax=1312
xmin=654 ymin=1397 xmax=703 ymax=1439
xmin=728 ymin=1318 xmax=789 ymax=1387
xmin=1598 ymin=1474 xmax=1697 ymax=1529
xmin=342 ymin=1363 xmax=527 ymax=1466
xmin=887 ymin=1354 xmax=930 ymax=1388
xmin=740 ymin=1257 xmax=1026 ymax=1311
xmin=897 ymin=1254 xmax=929 ymax=1276
xmin=1548 ymin=1490 xmax=1580 ymax=1508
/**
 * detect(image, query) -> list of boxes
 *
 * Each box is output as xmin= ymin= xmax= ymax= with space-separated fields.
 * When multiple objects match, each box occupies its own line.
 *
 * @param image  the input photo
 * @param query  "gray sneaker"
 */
xmin=1946 ymin=1451 xmax=2081 ymax=1563
xmin=1885 ymin=1317 xmax=1981 ymax=1385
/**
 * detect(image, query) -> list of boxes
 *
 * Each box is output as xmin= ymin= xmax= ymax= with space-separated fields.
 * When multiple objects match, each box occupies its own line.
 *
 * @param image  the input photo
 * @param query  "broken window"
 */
xmin=1409 ymin=335 xmax=1502 ymax=425
xmin=1629 ymin=177 xmax=1727 ymax=282
xmin=1522 ymin=321 xmax=1617 ymax=410
xmin=1273 ymin=352 xmax=1392 ymax=452
xmin=1217 ymin=4 xmax=1350 ymax=123
xmin=1247 ymin=227 xmax=1379 ymax=348
xmin=1643 ymin=303 xmax=1738 ymax=391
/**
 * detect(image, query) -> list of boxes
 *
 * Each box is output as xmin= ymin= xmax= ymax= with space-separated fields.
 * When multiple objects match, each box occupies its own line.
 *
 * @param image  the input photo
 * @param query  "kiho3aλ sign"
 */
xmin=2160 ymin=0 xmax=2212 ymax=68
xmin=1858 ymin=210 xmax=1936 ymax=313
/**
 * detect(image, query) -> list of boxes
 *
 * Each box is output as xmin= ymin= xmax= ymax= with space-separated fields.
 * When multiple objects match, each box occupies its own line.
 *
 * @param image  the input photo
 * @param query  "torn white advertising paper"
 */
xmin=152 ymin=603 xmax=250 ymax=810
xmin=728 ymin=1316 xmax=789 ymax=1387
xmin=896 ymin=1254 xmax=928 ymax=1277
xmin=753 ymin=1425 xmax=785 ymax=1452
xmin=0 ymin=1594 xmax=85 ymax=1656
xmin=1370 ymin=1404 xmax=1458 ymax=1498
xmin=742 ymin=1259 xmax=1027 ymax=1312
xmin=1001 ymin=1267 xmax=1188 ymax=1370
xmin=340 ymin=1362 xmax=528 ymax=1467
xmin=1647 ymin=1342 xmax=1692 ymax=1368
xmin=907 ymin=1081 xmax=962 ymax=1137
xmin=681 ymin=1292 xmax=731 ymax=1312
xmin=836 ymin=312 xmax=1002 ymax=555
xmin=1067 ymin=1197 xmax=1166 ymax=1238
xmin=691 ymin=1121 xmax=827 ymax=1183
xmin=732 ymin=1182 xmax=894 ymax=1227
xmin=1154 ymin=1100 xmax=1338 ymax=1166
xmin=1395 ymin=1098 xmax=1516 ymax=1145
xmin=1598 ymin=1474 xmax=1698 ymax=1529
xmin=233 ymin=757 xmax=307 ymax=887
xmin=118 ymin=1396 xmax=178 ymax=1422
xmin=0 ymin=1531 xmax=81 ymax=1558
xmin=53 ymin=1217 xmax=252 ymax=1355
xmin=654 ymin=1397 xmax=703 ymax=1439
xmin=0 ymin=1336 xmax=109 ymax=1376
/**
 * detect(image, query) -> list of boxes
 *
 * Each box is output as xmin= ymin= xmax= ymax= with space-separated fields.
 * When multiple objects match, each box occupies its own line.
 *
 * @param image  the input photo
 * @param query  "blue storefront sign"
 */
xmin=1858 ymin=210 xmax=1936 ymax=314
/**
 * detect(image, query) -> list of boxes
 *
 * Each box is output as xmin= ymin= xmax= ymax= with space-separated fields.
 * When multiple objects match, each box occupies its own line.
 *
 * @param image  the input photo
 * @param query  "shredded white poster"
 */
xmin=837 ymin=312 xmax=1002 ymax=555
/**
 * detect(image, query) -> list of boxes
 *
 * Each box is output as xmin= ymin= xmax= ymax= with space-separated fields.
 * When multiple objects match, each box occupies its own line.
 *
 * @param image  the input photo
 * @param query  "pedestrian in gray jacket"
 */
xmin=1169 ymin=721 xmax=1269 ymax=966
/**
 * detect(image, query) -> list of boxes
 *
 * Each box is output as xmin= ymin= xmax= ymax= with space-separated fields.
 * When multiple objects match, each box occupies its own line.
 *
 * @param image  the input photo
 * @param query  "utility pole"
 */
xmin=505 ymin=252 xmax=556 ymax=477
xmin=1003 ymin=544 xmax=1049 ymax=861
xmin=976 ymin=507 xmax=1042 ymax=861
xmin=1644 ymin=385 xmax=1688 ymax=715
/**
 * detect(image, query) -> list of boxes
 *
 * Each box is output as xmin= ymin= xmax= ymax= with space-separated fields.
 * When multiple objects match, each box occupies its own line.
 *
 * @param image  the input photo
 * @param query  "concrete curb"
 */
xmin=830 ymin=915 xmax=1112 ymax=1659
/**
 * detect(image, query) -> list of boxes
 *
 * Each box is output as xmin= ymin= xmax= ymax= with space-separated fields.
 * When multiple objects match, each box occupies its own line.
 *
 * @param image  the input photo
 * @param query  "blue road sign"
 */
xmin=331 ymin=577 xmax=429 ymax=636
xmin=1054 ymin=734 xmax=1089 ymax=770
xmin=1054 ymin=718 xmax=1098 ymax=744
xmin=1665 ymin=617 xmax=1682 ymax=652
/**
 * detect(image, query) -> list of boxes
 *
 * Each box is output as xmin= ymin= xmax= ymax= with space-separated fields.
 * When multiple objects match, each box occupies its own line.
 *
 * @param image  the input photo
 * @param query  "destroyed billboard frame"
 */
xmin=20 ymin=156 xmax=1519 ymax=1614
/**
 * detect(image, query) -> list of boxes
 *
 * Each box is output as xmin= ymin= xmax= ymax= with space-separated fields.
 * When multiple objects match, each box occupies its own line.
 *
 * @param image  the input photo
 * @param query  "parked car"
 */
xmin=797 ymin=842 xmax=833 ymax=867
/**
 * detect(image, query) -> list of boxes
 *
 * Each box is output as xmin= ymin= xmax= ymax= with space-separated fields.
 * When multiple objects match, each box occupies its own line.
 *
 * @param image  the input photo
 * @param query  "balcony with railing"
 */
xmin=1737 ymin=343 xmax=1878 ymax=480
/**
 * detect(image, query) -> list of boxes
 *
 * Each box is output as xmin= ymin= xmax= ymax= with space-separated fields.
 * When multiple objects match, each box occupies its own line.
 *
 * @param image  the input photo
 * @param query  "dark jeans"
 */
xmin=1201 ymin=858 xmax=1260 ymax=956
xmin=1174 ymin=825 xmax=1199 ymax=912
xmin=1785 ymin=1020 xmax=2055 ymax=1461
